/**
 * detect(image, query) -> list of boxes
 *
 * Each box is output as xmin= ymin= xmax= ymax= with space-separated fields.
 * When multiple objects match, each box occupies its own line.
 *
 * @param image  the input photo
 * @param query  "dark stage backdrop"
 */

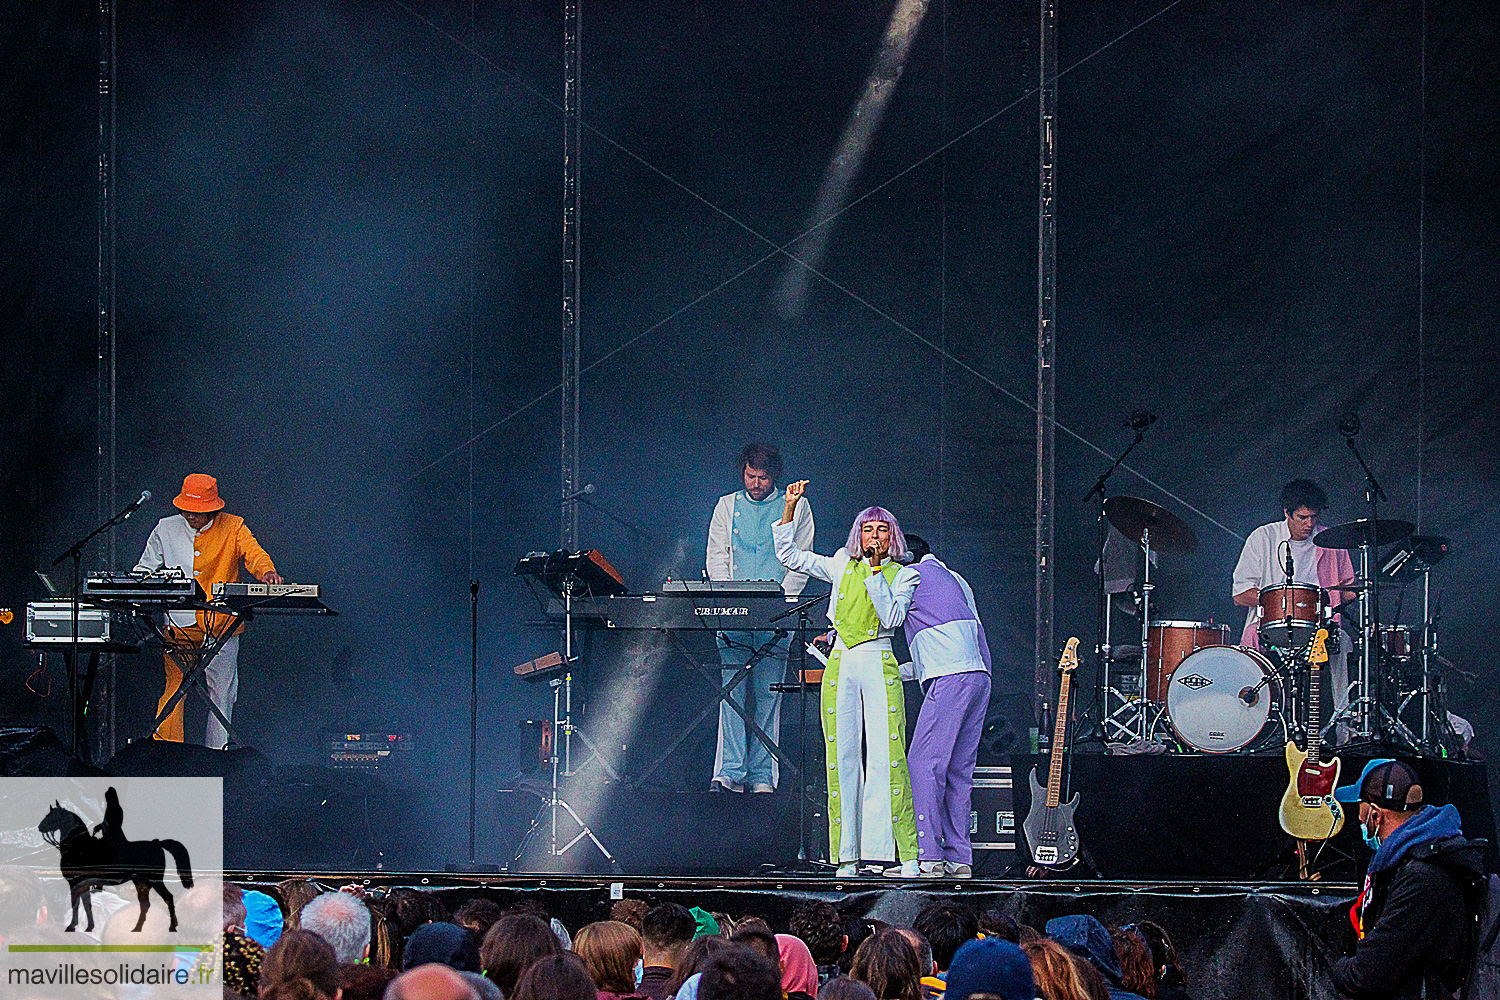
xmin=2 ymin=1 xmax=1497 ymax=868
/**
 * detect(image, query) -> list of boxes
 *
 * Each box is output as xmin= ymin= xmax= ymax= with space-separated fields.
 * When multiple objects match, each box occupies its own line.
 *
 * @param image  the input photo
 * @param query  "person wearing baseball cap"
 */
xmin=133 ymin=474 xmax=282 ymax=746
xmin=1330 ymin=758 xmax=1485 ymax=999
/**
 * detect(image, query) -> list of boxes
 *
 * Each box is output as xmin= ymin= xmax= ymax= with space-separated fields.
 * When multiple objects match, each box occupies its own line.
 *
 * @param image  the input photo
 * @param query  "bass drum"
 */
xmin=1166 ymin=645 xmax=1281 ymax=753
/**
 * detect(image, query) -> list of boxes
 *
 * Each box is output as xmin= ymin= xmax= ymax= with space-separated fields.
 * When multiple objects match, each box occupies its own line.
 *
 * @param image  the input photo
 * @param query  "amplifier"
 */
xmin=327 ymin=732 xmax=414 ymax=770
xmin=26 ymin=602 xmax=135 ymax=645
xmin=969 ymin=765 xmax=1017 ymax=854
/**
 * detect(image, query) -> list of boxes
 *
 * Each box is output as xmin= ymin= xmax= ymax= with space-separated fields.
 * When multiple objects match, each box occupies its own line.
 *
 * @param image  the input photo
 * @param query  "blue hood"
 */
xmin=1368 ymin=803 xmax=1464 ymax=874
xmin=1045 ymin=915 xmax=1121 ymax=981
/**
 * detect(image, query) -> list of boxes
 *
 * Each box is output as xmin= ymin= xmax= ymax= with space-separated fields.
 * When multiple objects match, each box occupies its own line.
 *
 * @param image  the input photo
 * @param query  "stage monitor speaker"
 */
xmin=0 ymin=727 xmax=101 ymax=776
xmin=103 ymin=740 xmax=271 ymax=780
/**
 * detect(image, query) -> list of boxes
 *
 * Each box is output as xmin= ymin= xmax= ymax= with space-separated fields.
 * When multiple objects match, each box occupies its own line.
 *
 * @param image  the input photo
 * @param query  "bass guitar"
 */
xmin=1023 ymin=637 xmax=1081 ymax=868
xmin=1278 ymin=628 xmax=1345 ymax=841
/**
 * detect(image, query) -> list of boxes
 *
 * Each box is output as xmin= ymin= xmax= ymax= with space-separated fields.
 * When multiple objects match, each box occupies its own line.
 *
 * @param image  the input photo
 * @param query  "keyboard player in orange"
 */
xmin=133 ymin=473 xmax=282 ymax=746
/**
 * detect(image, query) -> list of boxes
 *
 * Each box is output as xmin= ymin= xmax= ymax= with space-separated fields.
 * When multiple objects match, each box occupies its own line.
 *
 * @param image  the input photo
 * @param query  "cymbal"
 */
xmin=1312 ymin=518 xmax=1415 ymax=550
xmin=1103 ymin=496 xmax=1197 ymax=554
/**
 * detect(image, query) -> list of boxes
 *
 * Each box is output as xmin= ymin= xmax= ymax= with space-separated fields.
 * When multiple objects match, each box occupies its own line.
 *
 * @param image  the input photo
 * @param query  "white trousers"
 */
xmin=823 ymin=638 xmax=917 ymax=864
xmin=203 ymin=635 xmax=241 ymax=749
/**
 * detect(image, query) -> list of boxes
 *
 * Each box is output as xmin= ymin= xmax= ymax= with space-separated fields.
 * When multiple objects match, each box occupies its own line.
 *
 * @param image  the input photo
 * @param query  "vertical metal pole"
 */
xmin=96 ymin=0 xmax=118 ymax=761
xmin=1034 ymin=0 xmax=1058 ymax=715
xmin=560 ymin=0 xmax=582 ymax=550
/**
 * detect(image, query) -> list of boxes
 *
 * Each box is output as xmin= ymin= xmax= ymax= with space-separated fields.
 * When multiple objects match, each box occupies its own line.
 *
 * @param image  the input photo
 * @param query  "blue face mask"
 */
xmin=1362 ymin=812 xmax=1382 ymax=850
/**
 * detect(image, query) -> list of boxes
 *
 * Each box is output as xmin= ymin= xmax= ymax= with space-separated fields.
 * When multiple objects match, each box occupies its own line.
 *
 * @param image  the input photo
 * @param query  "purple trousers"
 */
xmin=909 ymin=670 xmax=991 ymax=863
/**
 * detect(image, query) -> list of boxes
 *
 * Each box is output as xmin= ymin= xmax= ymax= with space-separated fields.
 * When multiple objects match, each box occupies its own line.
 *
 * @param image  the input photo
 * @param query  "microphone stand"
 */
xmin=1078 ymin=429 xmax=1146 ymax=746
xmin=446 ymin=580 xmax=498 ymax=872
xmin=766 ymin=592 xmax=831 ymax=873
xmin=50 ymin=495 xmax=147 ymax=762
xmin=1343 ymin=429 xmax=1387 ymax=744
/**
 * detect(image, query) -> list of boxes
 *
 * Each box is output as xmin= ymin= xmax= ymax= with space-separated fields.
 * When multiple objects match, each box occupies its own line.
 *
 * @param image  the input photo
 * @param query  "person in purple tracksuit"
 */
xmin=885 ymin=534 xmax=992 ymax=878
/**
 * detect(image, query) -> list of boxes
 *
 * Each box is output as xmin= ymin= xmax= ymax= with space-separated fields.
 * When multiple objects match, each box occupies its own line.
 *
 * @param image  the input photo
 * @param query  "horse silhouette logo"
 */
xmin=38 ymin=787 xmax=194 ymax=933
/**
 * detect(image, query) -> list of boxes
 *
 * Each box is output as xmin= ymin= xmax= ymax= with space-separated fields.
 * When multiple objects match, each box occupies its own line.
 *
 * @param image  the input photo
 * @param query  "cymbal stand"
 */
xmin=1342 ymin=423 xmax=1385 ymax=742
xmin=1080 ymin=426 xmax=1147 ymax=745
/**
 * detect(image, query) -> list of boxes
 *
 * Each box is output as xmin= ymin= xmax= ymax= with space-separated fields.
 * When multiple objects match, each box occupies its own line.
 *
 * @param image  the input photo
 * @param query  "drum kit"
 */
xmin=1094 ymin=497 xmax=1458 ymax=757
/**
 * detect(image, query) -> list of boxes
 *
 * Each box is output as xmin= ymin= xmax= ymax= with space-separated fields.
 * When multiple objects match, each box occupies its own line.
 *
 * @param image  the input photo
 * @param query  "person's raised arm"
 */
xmin=779 ymin=480 xmax=808 ymax=525
xmin=773 ymin=481 xmax=838 ymax=584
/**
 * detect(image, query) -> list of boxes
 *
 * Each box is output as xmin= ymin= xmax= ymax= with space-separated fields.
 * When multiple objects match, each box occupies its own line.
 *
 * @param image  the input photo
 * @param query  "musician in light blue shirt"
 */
xmin=704 ymin=443 xmax=814 ymax=792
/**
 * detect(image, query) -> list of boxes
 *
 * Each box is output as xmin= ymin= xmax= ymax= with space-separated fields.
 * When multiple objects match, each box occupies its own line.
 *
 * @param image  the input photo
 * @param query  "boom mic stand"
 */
xmin=506 ymin=557 xmax=621 ymax=873
xmin=51 ymin=491 xmax=150 ymax=761
xmin=1078 ymin=411 xmax=1154 ymax=746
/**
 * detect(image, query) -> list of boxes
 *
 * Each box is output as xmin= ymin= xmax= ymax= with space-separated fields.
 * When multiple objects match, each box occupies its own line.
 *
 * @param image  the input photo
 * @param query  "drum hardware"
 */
xmin=1101 ymin=496 xmax=1198 ymax=745
xmin=1317 ymin=415 xmax=1414 ymax=742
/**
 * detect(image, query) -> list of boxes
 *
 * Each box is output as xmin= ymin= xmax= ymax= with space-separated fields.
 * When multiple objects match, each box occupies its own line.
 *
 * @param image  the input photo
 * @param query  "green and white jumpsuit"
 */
xmin=773 ymin=521 xmax=921 ymax=864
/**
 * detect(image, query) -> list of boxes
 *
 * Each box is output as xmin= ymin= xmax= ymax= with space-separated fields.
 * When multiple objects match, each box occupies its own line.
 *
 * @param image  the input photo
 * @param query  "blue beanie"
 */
xmin=943 ymin=938 xmax=1036 ymax=1000
xmin=1045 ymin=915 xmax=1121 ymax=982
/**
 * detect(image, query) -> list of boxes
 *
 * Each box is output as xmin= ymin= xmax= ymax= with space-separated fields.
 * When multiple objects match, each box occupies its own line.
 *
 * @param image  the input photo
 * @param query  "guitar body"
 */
xmin=1023 ymin=766 xmax=1080 ymax=867
xmin=1277 ymin=740 xmax=1345 ymax=840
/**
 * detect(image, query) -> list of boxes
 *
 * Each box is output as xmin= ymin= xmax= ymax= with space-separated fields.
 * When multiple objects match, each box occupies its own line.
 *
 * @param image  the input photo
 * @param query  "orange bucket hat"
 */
xmin=173 ymin=473 xmax=225 ymax=513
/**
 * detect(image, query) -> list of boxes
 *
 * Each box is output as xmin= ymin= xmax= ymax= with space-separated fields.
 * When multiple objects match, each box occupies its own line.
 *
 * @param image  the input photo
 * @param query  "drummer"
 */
xmin=1232 ymin=479 xmax=1358 ymax=738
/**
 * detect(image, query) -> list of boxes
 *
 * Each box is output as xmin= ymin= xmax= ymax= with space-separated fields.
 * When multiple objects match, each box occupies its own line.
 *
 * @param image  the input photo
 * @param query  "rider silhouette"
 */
xmin=92 ymin=787 xmax=126 ymax=854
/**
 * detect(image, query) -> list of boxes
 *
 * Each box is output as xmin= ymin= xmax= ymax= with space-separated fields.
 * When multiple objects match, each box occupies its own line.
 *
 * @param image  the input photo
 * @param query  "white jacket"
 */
xmin=771 ymin=520 xmax=919 ymax=638
xmin=707 ymin=490 xmax=814 ymax=596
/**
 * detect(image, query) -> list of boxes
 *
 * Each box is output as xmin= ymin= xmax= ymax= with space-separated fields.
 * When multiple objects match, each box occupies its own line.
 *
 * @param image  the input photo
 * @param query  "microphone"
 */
xmin=1239 ymin=686 xmax=1260 ymax=707
xmin=560 ymin=484 xmax=595 ymax=504
xmin=122 ymin=490 xmax=151 ymax=519
xmin=1282 ymin=539 xmax=1295 ymax=584
xmin=1123 ymin=409 xmax=1158 ymax=432
xmin=1338 ymin=412 xmax=1362 ymax=438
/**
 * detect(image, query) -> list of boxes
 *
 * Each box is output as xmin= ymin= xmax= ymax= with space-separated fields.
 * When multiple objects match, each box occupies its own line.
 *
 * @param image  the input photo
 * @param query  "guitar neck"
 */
xmin=1307 ymin=664 xmax=1321 ymax=759
xmin=1046 ymin=671 xmax=1073 ymax=808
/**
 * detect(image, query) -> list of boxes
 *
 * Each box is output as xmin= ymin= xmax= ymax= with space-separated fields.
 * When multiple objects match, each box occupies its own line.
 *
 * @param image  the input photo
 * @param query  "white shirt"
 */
xmin=134 ymin=514 xmax=208 ymax=627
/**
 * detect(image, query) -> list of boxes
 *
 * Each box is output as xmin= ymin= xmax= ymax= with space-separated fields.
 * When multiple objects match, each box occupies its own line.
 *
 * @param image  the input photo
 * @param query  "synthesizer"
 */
xmin=211 ymin=582 xmax=331 ymax=614
xmin=558 ymin=591 xmax=805 ymax=631
xmin=83 ymin=570 xmax=200 ymax=604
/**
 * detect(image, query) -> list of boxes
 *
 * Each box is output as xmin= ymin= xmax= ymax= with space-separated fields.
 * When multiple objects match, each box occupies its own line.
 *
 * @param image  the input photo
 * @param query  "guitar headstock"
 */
xmin=1310 ymin=627 xmax=1329 ymax=667
xmin=1059 ymin=637 xmax=1080 ymax=674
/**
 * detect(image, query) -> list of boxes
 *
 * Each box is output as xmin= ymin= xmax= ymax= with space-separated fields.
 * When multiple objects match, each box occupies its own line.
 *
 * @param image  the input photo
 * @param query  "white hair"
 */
xmin=300 ymin=891 xmax=372 ymax=965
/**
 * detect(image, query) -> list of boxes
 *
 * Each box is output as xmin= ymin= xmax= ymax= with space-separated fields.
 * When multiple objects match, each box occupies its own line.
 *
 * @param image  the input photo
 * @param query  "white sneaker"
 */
xmin=944 ymin=861 xmax=973 ymax=879
xmin=710 ymin=776 xmax=744 ymax=793
xmin=751 ymin=782 xmax=775 ymax=794
xmin=882 ymin=860 xmax=922 ymax=878
xmin=836 ymin=862 xmax=860 ymax=877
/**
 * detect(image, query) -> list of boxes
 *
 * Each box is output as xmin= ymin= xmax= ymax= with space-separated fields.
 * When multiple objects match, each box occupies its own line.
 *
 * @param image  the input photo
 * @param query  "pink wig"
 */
xmin=845 ymin=506 xmax=907 ymax=561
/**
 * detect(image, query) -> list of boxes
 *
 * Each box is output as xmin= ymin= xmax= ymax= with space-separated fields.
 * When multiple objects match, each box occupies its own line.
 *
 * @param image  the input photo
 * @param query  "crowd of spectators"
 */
xmin=206 ymin=881 xmax=1195 ymax=1000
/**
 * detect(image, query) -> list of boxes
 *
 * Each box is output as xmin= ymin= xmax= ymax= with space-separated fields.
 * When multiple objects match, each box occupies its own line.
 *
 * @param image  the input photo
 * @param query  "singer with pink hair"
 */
xmin=773 ymin=480 xmax=922 ymax=877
